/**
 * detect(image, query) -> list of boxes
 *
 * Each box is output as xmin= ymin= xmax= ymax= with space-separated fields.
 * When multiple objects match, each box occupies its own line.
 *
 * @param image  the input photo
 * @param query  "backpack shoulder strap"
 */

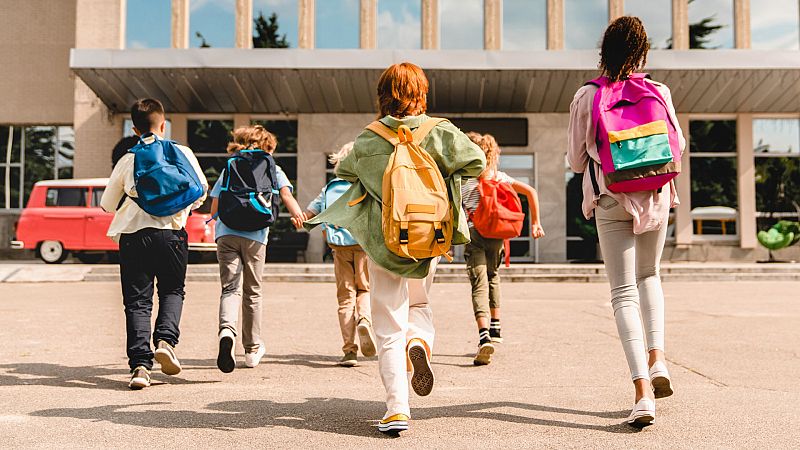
xmin=412 ymin=118 xmax=448 ymax=142
xmin=365 ymin=121 xmax=400 ymax=146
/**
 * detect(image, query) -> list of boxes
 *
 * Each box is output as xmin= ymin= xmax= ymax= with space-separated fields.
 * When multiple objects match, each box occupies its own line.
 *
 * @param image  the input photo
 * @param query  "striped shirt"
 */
xmin=461 ymin=170 xmax=515 ymax=225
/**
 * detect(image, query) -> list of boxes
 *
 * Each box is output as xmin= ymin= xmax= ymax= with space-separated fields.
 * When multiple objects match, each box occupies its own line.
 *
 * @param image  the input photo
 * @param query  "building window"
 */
xmin=253 ymin=0 xmax=298 ymax=48
xmin=191 ymin=0 xmax=236 ymax=48
xmin=688 ymin=0 xmax=734 ymax=49
xmin=564 ymin=0 xmax=608 ymax=49
xmin=502 ymin=0 xmax=546 ymax=50
xmin=625 ymin=0 xmax=672 ymax=49
xmin=754 ymin=118 xmax=800 ymax=230
xmin=689 ymin=120 xmax=738 ymax=236
xmin=751 ymin=0 xmax=800 ymax=50
xmin=440 ymin=0 xmax=483 ymax=49
xmin=378 ymin=0 xmax=421 ymax=49
xmin=0 ymin=126 xmax=74 ymax=210
xmin=316 ymin=0 xmax=359 ymax=48
xmin=187 ymin=119 xmax=234 ymax=190
xmin=126 ymin=0 xmax=171 ymax=49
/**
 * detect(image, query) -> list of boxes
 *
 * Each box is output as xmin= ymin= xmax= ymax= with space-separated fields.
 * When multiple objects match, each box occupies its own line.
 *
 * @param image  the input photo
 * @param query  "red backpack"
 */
xmin=470 ymin=177 xmax=525 ymax=266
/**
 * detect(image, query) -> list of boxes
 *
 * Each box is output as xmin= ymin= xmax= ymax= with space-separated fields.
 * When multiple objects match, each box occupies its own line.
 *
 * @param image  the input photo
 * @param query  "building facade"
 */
xmin=1 ymin=0 xmax=799 ymax=262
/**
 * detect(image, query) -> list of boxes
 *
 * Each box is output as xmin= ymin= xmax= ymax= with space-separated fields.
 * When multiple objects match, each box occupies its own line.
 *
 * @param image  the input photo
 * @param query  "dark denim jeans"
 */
xmin=119 ymin=228 xmax=188 ymax=371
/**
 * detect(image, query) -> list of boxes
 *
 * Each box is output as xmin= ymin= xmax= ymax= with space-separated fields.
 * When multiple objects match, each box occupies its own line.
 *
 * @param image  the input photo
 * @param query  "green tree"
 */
xmin=195 ymin=32 xmax=211 ymax=48
xmin=666 ymin=0 xmax=725 ymax=49
xmin=253 ymin=11 xmax=289 ymax=48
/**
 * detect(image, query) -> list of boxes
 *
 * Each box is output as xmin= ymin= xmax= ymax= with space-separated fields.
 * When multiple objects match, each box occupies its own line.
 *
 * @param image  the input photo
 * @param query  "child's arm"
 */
xmin=511 ymin=180 xmax=545 ymax=239
xmin=280 ymin=186 xmax=305 ymax=227
xmin=210 ymin=197 xmax=218 ymax=217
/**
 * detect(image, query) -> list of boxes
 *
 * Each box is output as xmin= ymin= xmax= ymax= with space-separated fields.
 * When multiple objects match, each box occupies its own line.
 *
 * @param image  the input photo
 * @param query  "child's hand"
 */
xmin=531 ymin=223 xmax=545 ymax=239
xmin=290 ymin=216 xmax=304 ymax=230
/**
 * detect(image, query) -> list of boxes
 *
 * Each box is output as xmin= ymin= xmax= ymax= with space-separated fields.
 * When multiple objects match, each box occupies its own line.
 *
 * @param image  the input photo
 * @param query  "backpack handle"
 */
xmin=136 ymin=132 xmax=158 ymax=145
xmin=397 ymin=125 xmax=414 ymax=143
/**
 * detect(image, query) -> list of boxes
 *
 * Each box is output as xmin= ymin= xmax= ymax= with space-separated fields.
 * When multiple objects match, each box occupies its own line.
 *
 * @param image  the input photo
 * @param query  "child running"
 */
xmin=209 ymin=125 xmax=304 ymax=373
xmin=461 ymin=132 xmax=544 ymax=366
xmin=293 ymin=142 xmax=376 ymax=367
xmin=100 ymin=98 xmax=208 ymax=390
xmin=567 ymin=16 xmax=683 ymax=427
xmin=303 ymin=62 xmax=485 ymax=435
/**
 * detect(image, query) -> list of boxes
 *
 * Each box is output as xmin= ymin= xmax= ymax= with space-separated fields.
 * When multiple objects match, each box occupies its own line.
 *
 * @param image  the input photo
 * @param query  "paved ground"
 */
xmin=1 ymin=279 xmax=798 ymax=448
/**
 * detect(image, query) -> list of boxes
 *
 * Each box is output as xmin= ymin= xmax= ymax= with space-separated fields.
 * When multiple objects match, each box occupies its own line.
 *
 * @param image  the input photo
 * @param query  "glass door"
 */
xmin=498 ymin=154 xmax=537 ymax=263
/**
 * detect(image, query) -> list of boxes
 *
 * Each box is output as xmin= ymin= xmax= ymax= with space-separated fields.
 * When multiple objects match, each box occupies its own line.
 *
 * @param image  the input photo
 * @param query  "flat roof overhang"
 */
xmin=70 ymin=49 xmax=800 ymax=114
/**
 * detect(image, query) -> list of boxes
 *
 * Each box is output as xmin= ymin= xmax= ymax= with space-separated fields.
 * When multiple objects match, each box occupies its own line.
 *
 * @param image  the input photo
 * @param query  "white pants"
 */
xmin=368 ymin=258 xmax=438 ymax=418
xmin=596 ymin=196 xmax=667 ymax=381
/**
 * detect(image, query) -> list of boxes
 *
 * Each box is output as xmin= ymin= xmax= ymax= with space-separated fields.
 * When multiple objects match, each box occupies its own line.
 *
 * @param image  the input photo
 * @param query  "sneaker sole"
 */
xmin=473 ymin=344 xmax=495 ymax=366
xmin=154 ymin=349 xmax=181 ymax=376
xmin=358 ymin=324 xmax=377 ymax=358
xmin=651 ymin=375 xmax=674 ymax=399
xmin=217 ymin=336 xmax=236 ymax=373
xmin=128 ymin=378 xmax=149 ymax=390
xmin=490 ymin=337 xmax=504 ymax=344
xmin=378 ymin=420 xmax=409 ymax=434
xmin=338 ymin=360 xmax=358 ymax=367
xmin=627 ymin=413 xmax=655 ymax=428
xmin=409 ymin=345 xmax=434 ymax=397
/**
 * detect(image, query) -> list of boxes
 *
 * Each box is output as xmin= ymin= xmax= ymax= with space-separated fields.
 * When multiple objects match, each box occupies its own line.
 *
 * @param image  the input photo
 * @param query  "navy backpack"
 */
xmin=217 ymin=150 xmax=281 ymax=231
xmin=129 ymin=133 xmax=205 ymax=217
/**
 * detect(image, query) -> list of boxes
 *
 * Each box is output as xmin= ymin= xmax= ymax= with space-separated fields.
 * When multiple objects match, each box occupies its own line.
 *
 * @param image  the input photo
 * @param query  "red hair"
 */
xmin=376 ymin=62 xmax=429 ymax=118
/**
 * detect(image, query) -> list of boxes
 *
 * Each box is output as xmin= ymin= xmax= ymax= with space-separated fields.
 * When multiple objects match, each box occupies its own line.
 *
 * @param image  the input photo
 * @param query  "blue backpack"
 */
xmin=129 ymin=133 xmax=205 ymax=217
xmin=323 ymin=178 xmax=357 ymax=246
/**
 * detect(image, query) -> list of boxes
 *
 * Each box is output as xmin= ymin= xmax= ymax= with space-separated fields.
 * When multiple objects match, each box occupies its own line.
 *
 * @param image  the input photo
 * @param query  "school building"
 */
xmin=1 ymin=0 xmax=799 ymax=262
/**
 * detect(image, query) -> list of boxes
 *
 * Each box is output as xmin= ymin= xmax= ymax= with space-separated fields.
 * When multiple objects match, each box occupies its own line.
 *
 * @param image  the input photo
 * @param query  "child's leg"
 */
xmin=367 ymin=259 xmax=411 ymax=418
xmin=217 ymin=236 xmax=244 ymax=337
xmin=465 ymin=231 xmax=490 ymax=329
xmin=354 ymin=248 xmax=371 ymax=322
xmin=485 ymin=238 xmax=504 ymax=314
xmin=333 ymin=246 xmax=358 ymax=354
xmin=240 ymin=238 xmax=266 ymax=353
xmin=120 ymin=232 xmax=157 ymax=371
xmin=152 ymin=229 xmax=188 ymax=348
xmin=406 ymin=257 xmax=437 ymax=351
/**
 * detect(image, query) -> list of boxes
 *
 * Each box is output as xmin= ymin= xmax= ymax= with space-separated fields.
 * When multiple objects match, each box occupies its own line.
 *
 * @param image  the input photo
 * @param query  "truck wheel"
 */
xmin=75 ymin=252 xmax=104 ymax=264
xmin=38 ymin=240 xmax=68 ymax=264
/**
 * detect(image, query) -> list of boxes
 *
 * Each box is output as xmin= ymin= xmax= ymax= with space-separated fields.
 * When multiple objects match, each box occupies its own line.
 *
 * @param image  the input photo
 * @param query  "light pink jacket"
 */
xmin=567 ymin=80 xmax=686 ymax=234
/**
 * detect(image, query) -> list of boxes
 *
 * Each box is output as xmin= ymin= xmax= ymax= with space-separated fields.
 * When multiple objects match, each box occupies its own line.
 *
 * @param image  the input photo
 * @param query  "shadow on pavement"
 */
xmin=0 ymin=363 xmax=219 ymax=391
xmin=30 ymin=397 xmax=637 ymax=436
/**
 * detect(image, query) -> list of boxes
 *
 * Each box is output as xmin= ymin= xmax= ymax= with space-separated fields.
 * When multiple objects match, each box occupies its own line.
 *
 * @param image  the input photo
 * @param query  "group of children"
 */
xmin=102 ymin=14 xmax=677 ymax=435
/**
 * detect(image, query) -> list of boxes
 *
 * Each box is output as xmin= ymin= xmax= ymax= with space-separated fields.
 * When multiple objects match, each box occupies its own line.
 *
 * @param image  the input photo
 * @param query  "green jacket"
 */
xmin=305 ymin=114 xmax=486 ymax=278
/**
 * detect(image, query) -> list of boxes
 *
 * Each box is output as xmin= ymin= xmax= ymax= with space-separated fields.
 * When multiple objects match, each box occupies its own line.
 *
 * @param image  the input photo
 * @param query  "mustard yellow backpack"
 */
xmin=366 ymin=118 xmax=453 ymax=262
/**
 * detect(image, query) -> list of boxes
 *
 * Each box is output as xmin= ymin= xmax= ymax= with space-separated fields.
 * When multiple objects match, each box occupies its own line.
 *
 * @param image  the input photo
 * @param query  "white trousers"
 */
xmin=596 ymin=195 xmax=668 ymax=382
xmin=368 ymin=257 xmax=438 ymax=418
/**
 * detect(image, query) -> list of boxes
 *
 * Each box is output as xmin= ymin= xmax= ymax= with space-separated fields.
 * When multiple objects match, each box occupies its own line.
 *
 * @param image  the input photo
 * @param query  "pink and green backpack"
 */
xmin=587 ymin=73 xmax=681 ymax=193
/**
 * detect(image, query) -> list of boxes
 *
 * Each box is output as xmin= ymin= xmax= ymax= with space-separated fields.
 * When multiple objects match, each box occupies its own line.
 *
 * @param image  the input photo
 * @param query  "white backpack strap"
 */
xmin=366 ymin=121 xmax=400 ymax=146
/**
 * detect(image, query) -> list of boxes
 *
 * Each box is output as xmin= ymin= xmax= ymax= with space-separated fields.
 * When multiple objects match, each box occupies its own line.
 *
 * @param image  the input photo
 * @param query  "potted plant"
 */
xmin=757 ymin=220 xmax=800 ymax=262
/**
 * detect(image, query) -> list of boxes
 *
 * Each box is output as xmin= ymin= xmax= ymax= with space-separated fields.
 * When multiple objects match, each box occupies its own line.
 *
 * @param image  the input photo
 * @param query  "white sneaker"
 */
xmin=649 ymin=361 xmax=674 ymax=399
xmin=217 ymin=328 xmax=236 ymax=373
xmin=244 ymin=344 xmax=266 ymax=368
xmin=357 ymin=318 xmax=377 ymax=358
xmin=626 ymin=397 xmax=655 ymax=428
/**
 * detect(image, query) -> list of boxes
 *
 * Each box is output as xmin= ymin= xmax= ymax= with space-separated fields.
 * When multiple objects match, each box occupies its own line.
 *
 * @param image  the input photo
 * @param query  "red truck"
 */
xmin=12 ymin=178 xmax=216 ymax=263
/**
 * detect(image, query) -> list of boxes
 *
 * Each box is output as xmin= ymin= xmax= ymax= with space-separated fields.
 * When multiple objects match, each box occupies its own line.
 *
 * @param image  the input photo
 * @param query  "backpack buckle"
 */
xmin=434 ymin=228 xmax=446 ymax=244
xmin=399 ymin=228 xmax=409 ymax=244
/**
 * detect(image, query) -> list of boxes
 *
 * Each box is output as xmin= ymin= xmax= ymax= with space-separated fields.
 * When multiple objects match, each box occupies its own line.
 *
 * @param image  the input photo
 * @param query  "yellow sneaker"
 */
xmin=378 ymin=413 xmax=409 ymax=434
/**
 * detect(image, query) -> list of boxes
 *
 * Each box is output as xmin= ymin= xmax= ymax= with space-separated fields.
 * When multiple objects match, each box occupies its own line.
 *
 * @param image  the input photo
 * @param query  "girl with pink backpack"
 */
xmin=567 ymin=16 xmax=684 ymax=428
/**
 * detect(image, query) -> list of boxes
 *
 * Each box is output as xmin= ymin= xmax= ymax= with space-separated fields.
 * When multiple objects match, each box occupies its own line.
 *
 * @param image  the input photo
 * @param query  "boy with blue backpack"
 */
xmin=210 ymin=125 xmax=304 ymax=373
xmin=294 ymin=142 xmax=376 ymax=367
xmin=100 ymin=98 xmax=208 ymax=390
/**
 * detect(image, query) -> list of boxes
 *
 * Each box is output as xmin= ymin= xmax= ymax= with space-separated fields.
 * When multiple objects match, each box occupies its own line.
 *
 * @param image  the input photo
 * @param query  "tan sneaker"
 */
xmin=154 ymin=340 xmax=182 ymax=376
xmin=128 ymin=366 xmax=151 ymax=390
xmin=357 ymin=318 xmax=377 ymax=358
xmin=338 ymin=352 xmax=358 ymax=367
xmin=473 ymin=342 xmax=495 ymax=366
xmin=407 ymin=339 xmax=434 ymax=396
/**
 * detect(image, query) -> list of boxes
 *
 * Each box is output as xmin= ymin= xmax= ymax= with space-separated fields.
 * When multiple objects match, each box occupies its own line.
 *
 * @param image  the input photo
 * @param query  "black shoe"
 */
xmin=217 ymin=329 xmax=236 ymax=373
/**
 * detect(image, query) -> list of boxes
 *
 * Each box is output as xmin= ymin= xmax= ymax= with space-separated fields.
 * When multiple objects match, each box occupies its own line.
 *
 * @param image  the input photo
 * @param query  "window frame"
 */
xmin=752 ymin=114 xmax=800 ymax=223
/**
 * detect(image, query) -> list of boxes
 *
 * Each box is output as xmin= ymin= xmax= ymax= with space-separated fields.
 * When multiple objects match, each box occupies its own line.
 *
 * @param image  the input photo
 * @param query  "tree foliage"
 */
xmin=253 ymin=11 xmax=289 ymax=49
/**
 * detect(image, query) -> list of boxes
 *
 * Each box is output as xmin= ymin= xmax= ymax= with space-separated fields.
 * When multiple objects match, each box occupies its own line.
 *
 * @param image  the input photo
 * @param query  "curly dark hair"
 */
xmin=599 ymin=16 xmax=650 ymax=82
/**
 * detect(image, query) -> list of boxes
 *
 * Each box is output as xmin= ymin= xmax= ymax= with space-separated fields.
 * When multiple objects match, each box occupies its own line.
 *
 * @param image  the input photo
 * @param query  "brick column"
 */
xmin=172 ymin=0 xmax=189 ymax=49
xmin=734 ymin=0 xmax=751 ymax=49
xmin=360 ymin=0 xmax=377 ymax=49
xmin=421 ymin=0 xmax=439 ymax=49
xmin=236 ymin=0 xmax=253 ymax=49
xmin=484 ymin=0 xmax=502 ymax=50
xmin=671 ymin=0 xmax=689 ymax=50
xmin=298 ymin=0 xmax=315 ymax=49
xmin=674 ymin=114 xmax=693 ymax=245
xmin=737 ymin=114 xmax=756 ymax=248
xmin=547 ymin=0 xmax=564 ymax=50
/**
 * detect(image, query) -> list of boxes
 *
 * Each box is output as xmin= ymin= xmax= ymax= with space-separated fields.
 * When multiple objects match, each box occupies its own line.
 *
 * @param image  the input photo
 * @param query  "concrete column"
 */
xmin=547 ymin=0 xmax=564 ymax=50
xmin=734 ymin=0 xmax=750 ymax=49
xmin=531 ymin=114 xmax=568 ymax=262
xmin=737 ymin=114 xmax=756 ymax=249
xmin=170 ymin=114 xmax=188 ymax=144
xmin=172 ymin=0 xmax=189 ymax=49
xmin=360 ymin=0 xmax=377 ymax=49
xmin=484 ymin=0 xmax=502 ymax=50
xmin=608 ymin=0 xmax=624 ymax=21
xmin=671 ymin=0 xmax=689 ymax=50
xmin=421 ymin=0 xmax=439 ymax=49
xmin=235 ymin=0 xmax=253 ymax=49
xmin=674 ymin=114 xmax=693 ymax=245
xmin=73 ymin=0 xmax=125 ymax=178
xmin=298 ymin=0 xmax=315 ymax=49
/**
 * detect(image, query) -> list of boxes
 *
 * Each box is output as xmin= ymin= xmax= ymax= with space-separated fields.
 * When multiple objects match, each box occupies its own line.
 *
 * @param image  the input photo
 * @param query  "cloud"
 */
xmin=128 ymin=39 xmax=150 ymax=49
xmin=564 ymin=0 xmax=607 ymax=49
xmin=440 ymin=0 xmax=483 ymax=49
xmin=377 ymin=1 xmax=422 ymax=49
xmin=190 ymin=0 xmax=235 ymax=13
